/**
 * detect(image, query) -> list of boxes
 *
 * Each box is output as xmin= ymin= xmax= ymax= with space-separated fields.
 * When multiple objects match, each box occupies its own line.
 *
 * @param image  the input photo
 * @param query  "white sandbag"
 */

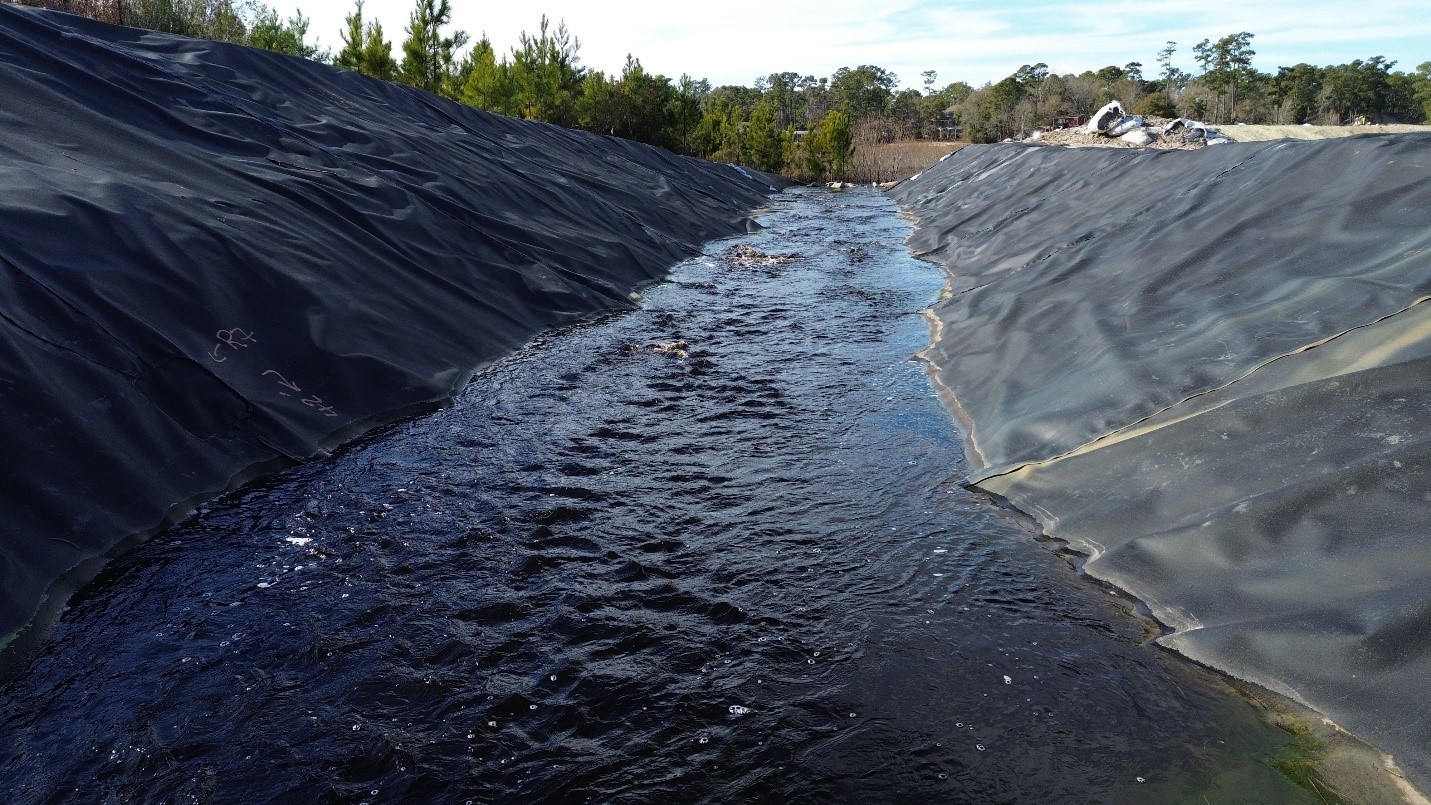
xmin=1085 ymin=101 xmax=1125 ymax=134
xmin=1108 ymin=115 xmax=1146 ymax=137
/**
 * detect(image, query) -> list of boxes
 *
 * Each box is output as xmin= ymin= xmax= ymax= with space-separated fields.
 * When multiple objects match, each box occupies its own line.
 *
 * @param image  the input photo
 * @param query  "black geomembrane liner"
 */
xmin=891 ymin=137 xmax=1431 ymax=789
xmin=0 ymin=5 xmax=780 ymax=653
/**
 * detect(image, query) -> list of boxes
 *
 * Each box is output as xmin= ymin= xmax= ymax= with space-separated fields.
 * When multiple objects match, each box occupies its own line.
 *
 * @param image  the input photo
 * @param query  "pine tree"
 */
xmin=399 ymin=0 xmax=467 ymax=97
xmin=806 ymin=110 xmax=852 ymax=181
xmin=509 ymin=15 xmax=582 ymax=125
xmin=334 ymin=1 xmax=397 ymax=80
xmin=747 ymin=98 xmax=782 ymax=173
xmin=460 ymin=37 xmax=512 ymax=112
xmin=247 ymin=5 xmax=324 ymax=61
xmin=718 ymin=104 xmax=747 ymax=164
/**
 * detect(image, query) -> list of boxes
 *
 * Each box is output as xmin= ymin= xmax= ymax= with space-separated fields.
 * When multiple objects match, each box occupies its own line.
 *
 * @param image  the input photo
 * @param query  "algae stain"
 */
xmin=1264 ymin=718 xmax=1348 ymax=805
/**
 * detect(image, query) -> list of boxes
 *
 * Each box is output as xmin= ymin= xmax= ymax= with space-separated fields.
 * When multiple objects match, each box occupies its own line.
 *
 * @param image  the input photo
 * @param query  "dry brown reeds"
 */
xmin=844 ymin=140 xmax=966 ymax=184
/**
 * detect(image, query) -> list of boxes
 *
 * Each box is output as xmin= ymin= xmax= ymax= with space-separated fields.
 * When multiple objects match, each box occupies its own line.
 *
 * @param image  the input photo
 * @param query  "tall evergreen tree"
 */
xmin=1193 ymin=32 xmax=1256 ymax=122
xmin=667 ymin=74 xmax=707 ymax=155
xmin=1323 ymin=56 xmax=1396 ymax=122
xmin=747 ymin=98 xmax=782 ymax=172
xmin=1269 ymin=63 xmax=1324 ymax=123
xmin=609 ymin=56 xmax=678 ymax=148
xmin=829 ymin=65 xmax=898 ymax=120
xmin=719 ymin=104 xmax=747 ymax=165
xmin=827 ymin=111 xmax=854 ymax=176
xmin=1417 ymin=62 xmax=1431 ymax=122
xmin=335 ymin=0 xmax=397 ymax=80
xmin=247 ymin=5 xmax=323 ymax=60
xmin=576 ymin=70 xmax=619 ymax=133
xmin=509 ymin=15 xmax=583 ymax=125
xmin=399 ymin=0 xmax=467 ymax=97
xmin=459 ymin=37 xmax=512 ymax=112
xmin=764 ymin=71 xmax=802 ymax=128
xmin=807 ymin=109 xmax=852 ymax=179
xmin=690 ymin=98 xmax=729 ymax=158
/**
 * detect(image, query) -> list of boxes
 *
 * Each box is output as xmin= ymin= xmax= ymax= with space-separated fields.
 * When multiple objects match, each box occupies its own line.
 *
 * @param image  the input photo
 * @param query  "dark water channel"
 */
xmin=1 ymin=188 xmax=1312 ymax=803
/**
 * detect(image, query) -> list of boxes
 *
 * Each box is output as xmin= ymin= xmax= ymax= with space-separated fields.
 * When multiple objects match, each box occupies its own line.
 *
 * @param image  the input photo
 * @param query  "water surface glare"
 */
xmin=1 ymin=188 xmax=1311 ymax=802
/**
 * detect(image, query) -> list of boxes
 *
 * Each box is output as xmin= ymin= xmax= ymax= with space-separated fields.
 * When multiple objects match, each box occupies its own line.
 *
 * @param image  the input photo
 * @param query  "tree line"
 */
xmin=956 ymin=34 xmax=1431 ymax=142
xmin=320 ymin=0 xmax=873 ymax=181
xmin=11 ymin=0 xmax=1431 ymax=177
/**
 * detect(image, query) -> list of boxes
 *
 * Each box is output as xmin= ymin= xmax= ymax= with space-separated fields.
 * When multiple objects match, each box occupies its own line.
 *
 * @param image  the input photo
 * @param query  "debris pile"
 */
xmin=1030 ymin=100 xmax=1226 ymax=150
xmin=1161 ymin=117 xmax=1230 ymax=145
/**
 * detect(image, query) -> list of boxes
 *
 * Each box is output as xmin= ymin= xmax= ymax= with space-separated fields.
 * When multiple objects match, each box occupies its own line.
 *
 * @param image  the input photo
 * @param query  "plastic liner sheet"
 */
xmin=891 ymin=138 xmax=1431 ymax=789
xmin=0 ymin=6 xmax=781 ymax=653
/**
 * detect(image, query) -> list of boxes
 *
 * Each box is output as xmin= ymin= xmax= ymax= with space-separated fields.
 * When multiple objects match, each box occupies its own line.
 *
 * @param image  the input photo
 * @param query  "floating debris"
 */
xmin=650 ymin=340 xmax=690 ymax=360
xmin=725 ymin=244 xmax=800 ymax=267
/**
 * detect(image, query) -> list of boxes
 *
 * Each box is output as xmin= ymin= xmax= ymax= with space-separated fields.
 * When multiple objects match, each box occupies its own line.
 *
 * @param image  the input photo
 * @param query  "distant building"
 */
xmin=1052 ymin=115 xmax=1087 ymax=130
xmin=936 ymin=109 xmax=962 ymax=140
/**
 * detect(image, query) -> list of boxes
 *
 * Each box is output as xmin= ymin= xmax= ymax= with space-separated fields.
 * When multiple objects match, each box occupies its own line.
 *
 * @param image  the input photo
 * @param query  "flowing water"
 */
xmin=1 ymin=188 xmax=1312 ymax=803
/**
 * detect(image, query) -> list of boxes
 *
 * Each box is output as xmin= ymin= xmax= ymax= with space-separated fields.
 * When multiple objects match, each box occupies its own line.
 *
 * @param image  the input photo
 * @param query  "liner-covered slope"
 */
xmin=0 ymin=6 xmax=780 ymax=654
xmin=891 ymin=138 xmax=1431 ymax=790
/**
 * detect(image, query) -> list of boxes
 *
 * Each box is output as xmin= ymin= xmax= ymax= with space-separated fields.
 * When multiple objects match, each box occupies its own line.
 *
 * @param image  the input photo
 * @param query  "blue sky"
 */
xmin=275 ymin=0 xmax=1431 ymax=90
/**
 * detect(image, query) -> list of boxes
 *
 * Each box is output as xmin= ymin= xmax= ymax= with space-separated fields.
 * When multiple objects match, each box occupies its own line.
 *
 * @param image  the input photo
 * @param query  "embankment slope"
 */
xmin=891 ymin=137 xmax=1431 ymax=792
xmin=0 ymin=6 xmax=779 ymax=658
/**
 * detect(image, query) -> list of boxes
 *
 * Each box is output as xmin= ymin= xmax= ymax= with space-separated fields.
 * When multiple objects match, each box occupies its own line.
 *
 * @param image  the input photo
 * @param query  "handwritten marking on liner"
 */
xmin=207 ymin=327 xmax=338 ymax=416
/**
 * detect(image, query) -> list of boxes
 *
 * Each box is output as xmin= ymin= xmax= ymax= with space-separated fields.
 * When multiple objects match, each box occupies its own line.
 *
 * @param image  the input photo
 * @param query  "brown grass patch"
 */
xmin=846 ymin=140 xmax=967 ymax=184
